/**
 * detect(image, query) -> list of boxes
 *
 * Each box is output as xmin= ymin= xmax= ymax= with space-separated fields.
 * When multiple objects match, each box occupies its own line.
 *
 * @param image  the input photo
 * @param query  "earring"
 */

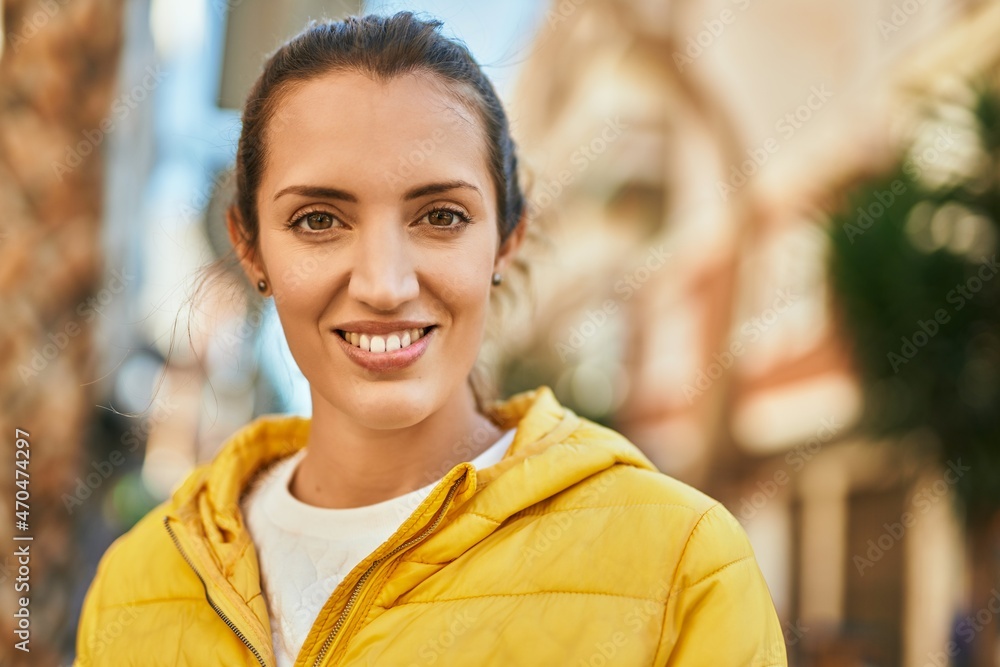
xmin=257 ymin=279 xmax=267 ymax=293
xmin=491 ymin=272 xmax=502 ymax=286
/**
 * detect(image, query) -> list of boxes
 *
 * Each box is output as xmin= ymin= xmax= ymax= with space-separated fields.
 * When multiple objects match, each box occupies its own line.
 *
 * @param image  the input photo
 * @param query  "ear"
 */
xmin=494 ymin=212 xmax=528 ymax=274
xmin=226 ymin=206 xmax=264 ymax=283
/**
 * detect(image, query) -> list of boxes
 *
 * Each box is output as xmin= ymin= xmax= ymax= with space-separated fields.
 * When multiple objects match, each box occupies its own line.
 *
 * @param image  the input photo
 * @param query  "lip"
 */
xmin=333 ymin=326 xmax=436 ymax=373
xmin=336 ymin=320 xmax=436 ymax=335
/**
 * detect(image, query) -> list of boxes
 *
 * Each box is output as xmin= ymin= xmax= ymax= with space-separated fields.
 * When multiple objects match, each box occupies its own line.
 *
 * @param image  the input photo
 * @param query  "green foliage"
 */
xmin=827 ymin=82 xmax=1000 ymax=517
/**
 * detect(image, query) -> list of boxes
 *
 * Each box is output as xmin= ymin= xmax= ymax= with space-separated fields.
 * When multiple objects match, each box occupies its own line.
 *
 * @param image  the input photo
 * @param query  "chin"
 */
xmin=355 ymin=404 xmax=429 ymax=431
xmin=338 ymin=380 xmax=444 ymax=430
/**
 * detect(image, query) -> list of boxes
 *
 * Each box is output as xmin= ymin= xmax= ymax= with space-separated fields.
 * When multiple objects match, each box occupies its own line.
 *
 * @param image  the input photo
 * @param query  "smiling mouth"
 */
xmin=335 ymin=326 xmax=436 ymax=353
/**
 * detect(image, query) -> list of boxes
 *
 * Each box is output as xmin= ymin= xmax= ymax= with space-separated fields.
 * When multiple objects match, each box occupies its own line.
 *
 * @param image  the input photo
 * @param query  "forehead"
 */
xmin=259 ymin=70 xmax=492 ymax=201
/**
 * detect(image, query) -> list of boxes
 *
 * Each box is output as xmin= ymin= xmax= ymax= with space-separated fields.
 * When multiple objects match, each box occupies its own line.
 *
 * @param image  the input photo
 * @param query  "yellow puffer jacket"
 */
xmin=74 ymin=386 xmax=786 ymax=666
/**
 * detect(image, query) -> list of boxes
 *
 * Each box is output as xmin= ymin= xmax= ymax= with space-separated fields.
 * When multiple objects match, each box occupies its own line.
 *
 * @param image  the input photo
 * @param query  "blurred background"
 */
xmin=1 ymin=0 xmax=999 ymax=664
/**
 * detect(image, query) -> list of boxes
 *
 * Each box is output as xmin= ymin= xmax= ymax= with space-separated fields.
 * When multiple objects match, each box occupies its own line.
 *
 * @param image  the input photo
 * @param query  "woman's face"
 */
xmin=231 ymin=70 xmax=520 ymax=429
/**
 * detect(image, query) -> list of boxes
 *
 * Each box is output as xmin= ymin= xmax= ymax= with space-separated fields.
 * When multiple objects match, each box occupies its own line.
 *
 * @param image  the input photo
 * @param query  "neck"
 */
xmin=290 ymin=383 xmax=503 ymax=509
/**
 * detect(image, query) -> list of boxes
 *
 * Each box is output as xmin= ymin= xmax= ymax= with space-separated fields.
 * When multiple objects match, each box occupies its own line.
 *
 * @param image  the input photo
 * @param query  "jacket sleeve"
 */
xmin=655 ymin=502 xmax=787 ymax=666
xmin=73 ymin=537 xmax=114 ymax=667
xmin=73 ymin=503 xmax=158 ymax=667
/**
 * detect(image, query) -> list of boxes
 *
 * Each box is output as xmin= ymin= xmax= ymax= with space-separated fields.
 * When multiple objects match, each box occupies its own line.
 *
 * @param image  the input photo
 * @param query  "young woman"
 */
xmin=75 ymin=12 xmax=786 ymax=667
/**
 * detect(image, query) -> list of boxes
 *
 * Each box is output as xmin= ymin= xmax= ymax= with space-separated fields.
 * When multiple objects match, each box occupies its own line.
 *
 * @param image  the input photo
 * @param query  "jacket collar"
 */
xmin=165 ymin=385 xmax=578 ymax=536
xmin=164 ymin=384 xmax=660 ymax=563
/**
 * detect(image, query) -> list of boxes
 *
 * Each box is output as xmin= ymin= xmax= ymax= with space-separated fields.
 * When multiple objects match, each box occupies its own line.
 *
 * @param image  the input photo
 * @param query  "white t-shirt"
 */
xmin=241 ymin=428 xmax=516 ymax=667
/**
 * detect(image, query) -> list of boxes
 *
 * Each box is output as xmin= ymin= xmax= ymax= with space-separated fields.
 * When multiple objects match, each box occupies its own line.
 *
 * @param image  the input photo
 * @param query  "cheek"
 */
xmin=265 ymin=235 xmax=337 ymax=294
xmin=259 ymin=236 xmax=336 ymax=335
xmin=431 ymin=247 xmax=494 ymax=321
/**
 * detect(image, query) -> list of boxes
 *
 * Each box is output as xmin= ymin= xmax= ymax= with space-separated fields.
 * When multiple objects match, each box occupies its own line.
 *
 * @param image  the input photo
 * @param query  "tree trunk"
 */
xmin=0 ymin=0 xmax=125 ymax=664
xmin=968 ymin=510 xmax=1000 ymax=667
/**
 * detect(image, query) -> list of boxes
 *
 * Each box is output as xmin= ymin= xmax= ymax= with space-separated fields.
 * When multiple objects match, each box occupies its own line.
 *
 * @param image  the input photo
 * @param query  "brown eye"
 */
xmin=297 ymin=212 xmax=336 ymax=230
xmin=424 ymin=208 xmax=469 ymax=228
xmin=428 ymin=210 xmax=458 ymax=226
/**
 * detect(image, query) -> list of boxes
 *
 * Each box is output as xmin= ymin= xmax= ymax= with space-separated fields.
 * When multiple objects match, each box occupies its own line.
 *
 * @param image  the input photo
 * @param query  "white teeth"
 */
xmin=341 ymin=327 xmax=431 ymax=353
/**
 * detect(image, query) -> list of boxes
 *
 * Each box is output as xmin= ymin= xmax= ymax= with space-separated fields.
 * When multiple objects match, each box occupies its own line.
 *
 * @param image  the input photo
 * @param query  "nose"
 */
xmin=347 ymin=217 xmax=420 ymax=311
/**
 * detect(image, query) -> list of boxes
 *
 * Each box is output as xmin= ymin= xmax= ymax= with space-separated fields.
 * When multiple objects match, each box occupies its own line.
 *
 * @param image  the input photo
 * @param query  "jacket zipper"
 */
xmin=311 ymin=471 xmax=467 ymax=667
xmin=163 ymin=516 xmax=268 ymax=667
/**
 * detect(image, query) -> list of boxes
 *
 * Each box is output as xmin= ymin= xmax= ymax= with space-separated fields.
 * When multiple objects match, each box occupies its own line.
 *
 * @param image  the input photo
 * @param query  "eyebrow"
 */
xmin=272 ymin=180 xmax=482 ymax=203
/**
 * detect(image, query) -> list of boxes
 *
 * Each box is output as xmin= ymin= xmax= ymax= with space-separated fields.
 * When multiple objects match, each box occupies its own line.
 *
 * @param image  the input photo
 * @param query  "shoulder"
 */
xmin=603 ymin=474 xmax=785 ymax=665
xmin=553 ymin=419 xmax=727 ymax=533
xmin=75 ymin=495 xmax=208 ymax=664
xmin=80 ymin=459 xmax=215 ymax=618
xmin=82 ymin=497 xmax=199 ymax=610
xmin=531 ymin=415 xmax=753 ymax=565
xmin=566 ymin=462 xmax=753 ymax=563
xmin=560 ymin=461 xmax=782 ymax=663
xmin=591 ymin=463 xmax=719 ymax=514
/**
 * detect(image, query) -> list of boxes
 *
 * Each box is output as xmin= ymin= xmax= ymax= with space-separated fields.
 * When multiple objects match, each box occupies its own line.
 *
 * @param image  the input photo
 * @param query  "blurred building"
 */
xmin=504 ymin=0 xmax=1000 ymax=664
